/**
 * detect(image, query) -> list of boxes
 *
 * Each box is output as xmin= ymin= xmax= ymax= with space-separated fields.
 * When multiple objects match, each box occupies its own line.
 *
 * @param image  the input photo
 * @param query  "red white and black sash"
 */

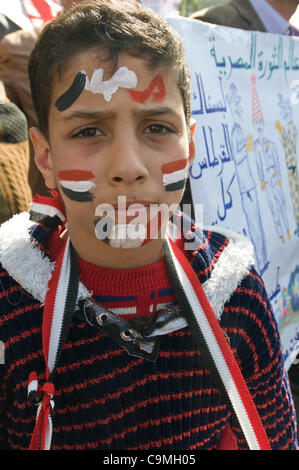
xmin=27 ymin=196 xmax=78 ymax=450
xmin=29 ymin=193 xmax=66 ymax=228
xmin=163 ymin=236 xmax=271 ymax=451
xmin=27 ymin=195 xmax=270 ymax=450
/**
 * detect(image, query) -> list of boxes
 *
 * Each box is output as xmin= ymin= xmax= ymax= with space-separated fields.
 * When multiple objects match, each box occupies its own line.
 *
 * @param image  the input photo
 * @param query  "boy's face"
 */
xmin=31 ymin=50 xmax=196 ymax=267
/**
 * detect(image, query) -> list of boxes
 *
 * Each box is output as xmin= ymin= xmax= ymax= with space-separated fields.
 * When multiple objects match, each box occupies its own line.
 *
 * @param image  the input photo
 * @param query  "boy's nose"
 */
xmin=107 ymin=133 xmax=149 ymax=185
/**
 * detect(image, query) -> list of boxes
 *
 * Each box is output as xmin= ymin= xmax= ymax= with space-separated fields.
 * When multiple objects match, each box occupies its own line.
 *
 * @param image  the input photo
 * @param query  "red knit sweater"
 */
xmin=0 ymin=218 xmax=297 ymax=450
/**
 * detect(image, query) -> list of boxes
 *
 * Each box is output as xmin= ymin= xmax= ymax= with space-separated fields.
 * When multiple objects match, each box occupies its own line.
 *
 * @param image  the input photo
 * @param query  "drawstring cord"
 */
xmin=27 ymin=193 xmax=78 ymax=450
xmin=27 ymin=376 xmax=55 ymax=450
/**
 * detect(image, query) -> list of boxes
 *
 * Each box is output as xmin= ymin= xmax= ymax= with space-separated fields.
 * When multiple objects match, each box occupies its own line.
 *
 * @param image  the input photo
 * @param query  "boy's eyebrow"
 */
xmin=60 ymin=107 xmax=180 ymax=122
xmin=60 ymin=110 xmax=116 ymax=121
xmin=134 ymin=107 xmax=180 ymax=118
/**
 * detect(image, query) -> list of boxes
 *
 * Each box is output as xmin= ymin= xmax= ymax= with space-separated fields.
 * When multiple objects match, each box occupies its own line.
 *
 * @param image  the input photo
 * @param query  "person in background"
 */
xmin=190 ymin=0 xmax=299 ymax=35
xmin=0 ymin=81 xmax=32 ymax=224
xmin=0 ymin=13 xmax=20 ymax=40
xmin=0 ymin=0 xmax=89 ymax=198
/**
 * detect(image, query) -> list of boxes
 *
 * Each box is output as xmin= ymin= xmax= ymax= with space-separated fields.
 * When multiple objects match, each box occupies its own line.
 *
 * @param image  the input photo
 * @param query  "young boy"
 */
xmin=0 ymin=0 xmax=297 ymax=451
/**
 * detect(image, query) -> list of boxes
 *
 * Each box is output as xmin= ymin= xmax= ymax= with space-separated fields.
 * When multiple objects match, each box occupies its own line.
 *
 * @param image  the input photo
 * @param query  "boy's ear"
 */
xmin=29 ymin=127 xmax=57 ymax=190
xmin=188 ymin=119 xmax=196 ymax=165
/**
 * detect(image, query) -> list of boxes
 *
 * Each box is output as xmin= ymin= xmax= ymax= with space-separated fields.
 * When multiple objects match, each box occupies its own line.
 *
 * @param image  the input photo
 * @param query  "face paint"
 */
xmin=58 ymin=170 xmax=95 ymax=202
xmin=84 ymin=66 xmax=137 ymax=102
xmin=95 ymin=219 xmax=146 ymax=249
xmin=128 ymin=75 xmax=166 ymax=104
xmin=94 ymin=200 xmax=163 ymax=249
xmin=95 ymin=215 xmax=114 ymax=245
xmin=161 ymin=159 xmax=188 ymax=192
xmin=55 ymin=67 xmax=138 ymax=111
xmin=55 ymin=72 xmax=87 ymax=112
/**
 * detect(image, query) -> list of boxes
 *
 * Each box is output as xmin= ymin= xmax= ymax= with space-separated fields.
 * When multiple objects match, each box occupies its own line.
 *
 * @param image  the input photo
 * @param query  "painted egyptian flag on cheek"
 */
xmin=58 ymin=170 xmax=95 ymax=202
xmin=161 ymin=159 xmax=188 ymax=192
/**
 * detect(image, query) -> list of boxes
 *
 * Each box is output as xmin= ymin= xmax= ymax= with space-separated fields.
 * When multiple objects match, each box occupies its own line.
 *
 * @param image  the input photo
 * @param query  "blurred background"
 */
xmin=179 ymin=0 xmax=225 ymax=17
xmin=178 ymin=0 xmax=299 ymax=26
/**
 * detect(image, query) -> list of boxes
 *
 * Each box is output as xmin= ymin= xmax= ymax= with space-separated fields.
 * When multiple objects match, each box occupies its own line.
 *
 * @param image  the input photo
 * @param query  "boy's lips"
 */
xmin=95 ymin=200 xmax=157 ymax=224
xmin=110 ymin=200 xmax=156 ymax=208
xmin=113 ymin=201 xmax=153 ymax=222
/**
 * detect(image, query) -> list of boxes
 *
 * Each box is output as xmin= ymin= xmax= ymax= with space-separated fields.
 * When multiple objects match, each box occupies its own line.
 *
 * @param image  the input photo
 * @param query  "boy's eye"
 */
xmin=144 ymin=123 xmax=174 ymax=135
xmin=73 ymin=127 xmax=102 ymax=138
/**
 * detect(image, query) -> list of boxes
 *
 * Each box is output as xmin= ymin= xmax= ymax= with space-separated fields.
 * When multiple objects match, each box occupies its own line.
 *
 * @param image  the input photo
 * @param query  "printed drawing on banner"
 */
xmin=189 ymin=69 xmax=269 ymax=277
xmin=276 ymin=93 xmax=299 ymax=236
xmin=277 ymin=266 xmax=299 ymax=334
xmin=251 ymin=74 xmax=290 ymax=245
xmin=226 ymin=80 xmax=268 ymax=277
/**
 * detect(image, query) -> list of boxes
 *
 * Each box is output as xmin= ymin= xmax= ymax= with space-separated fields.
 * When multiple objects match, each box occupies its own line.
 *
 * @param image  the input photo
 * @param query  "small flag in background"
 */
xmin=0 ymin=0 xmax=62 ymax=31
xmin=22 ymin=0 xmax=61 ymax=28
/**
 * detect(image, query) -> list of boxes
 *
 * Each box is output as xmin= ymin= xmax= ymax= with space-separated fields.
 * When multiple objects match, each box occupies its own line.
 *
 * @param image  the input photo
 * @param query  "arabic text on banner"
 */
xmin=167 ymin=17 xmax=299 ymax=370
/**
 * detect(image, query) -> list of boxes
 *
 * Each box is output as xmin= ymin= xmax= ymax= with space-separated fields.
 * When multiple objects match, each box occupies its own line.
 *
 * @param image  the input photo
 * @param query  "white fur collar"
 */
xmin=0 ymin=212 xmax=91 ymax=307
xmin=201 ymin=225 xmax=254 ymax=319
xmin=0 ymin=213 xmax=254 ymax=318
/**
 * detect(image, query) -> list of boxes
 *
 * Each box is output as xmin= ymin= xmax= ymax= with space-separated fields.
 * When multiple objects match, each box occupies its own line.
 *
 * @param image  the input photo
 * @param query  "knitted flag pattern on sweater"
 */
xmin=0 ymin=220 xmax=297 ymax=450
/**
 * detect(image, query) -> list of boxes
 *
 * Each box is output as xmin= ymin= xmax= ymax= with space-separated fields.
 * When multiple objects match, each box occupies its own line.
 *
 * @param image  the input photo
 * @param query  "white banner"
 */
xmin=168 ymin=17 xmax=299 ymax=370
xmin=139 ymin=0 xmax=179 ymax=17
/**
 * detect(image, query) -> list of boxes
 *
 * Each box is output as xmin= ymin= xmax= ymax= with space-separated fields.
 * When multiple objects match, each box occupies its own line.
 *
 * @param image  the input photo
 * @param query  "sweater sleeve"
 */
xmin=0 ymin=267 xmax=11 ymax=449
xmin=221 ymin=267 xmax=298 ymax=450
xmin=0 ymin=361 xmax=9 ymax=449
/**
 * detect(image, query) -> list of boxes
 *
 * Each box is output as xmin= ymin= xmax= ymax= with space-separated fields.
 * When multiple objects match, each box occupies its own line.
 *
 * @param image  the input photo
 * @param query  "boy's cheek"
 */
xmin=57 ymin=170 xmax=96 ymax=203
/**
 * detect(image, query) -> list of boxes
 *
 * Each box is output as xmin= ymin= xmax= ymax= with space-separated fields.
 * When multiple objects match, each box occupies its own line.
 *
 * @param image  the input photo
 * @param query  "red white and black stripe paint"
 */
xmin=128 ymin=75 xmax=166 ymax=104
xmin=161 ymin=159 xmax=188 ymax=192
xmin=55 ymin=72 xmax=87 ymax=112
xmin=54 ymin=66 xmax=138 ymax=111
xmin=54 ymin=69 xmax=166 ymax=111
xmin=58 ymin=170 xmax=95 ymax=202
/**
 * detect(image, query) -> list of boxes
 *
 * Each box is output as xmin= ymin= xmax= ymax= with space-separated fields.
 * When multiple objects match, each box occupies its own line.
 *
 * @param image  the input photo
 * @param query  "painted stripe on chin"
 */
xmin=164 ymin=179 xmax=186 ymax=192
xmin=95 ymin=216 xmax=114 ymax=245
xmin=60 ymin=185 xmax=94 ymax=202
xmin=55 ymin=72 xmax=87 ymax=112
